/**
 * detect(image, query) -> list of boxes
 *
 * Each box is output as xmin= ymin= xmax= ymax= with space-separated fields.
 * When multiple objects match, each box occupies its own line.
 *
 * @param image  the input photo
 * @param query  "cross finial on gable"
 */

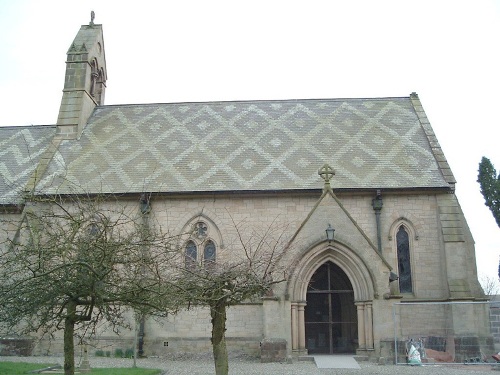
xmin=318 ymin=164 xmax=335 ymax=189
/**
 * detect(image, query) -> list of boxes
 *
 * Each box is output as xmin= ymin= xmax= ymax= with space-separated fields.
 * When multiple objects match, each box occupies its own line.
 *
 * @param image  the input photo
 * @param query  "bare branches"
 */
xmin=1 ymin=190 xmax=293 ymax=375
xmin=166 ymin=214 xmax=291 ymax=375
xmin=0 ymin=192 xmax=180 ymax=339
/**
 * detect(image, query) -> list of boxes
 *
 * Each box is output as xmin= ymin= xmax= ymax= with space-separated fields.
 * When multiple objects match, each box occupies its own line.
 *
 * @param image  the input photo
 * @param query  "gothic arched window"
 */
xmin=185 ymin=240 xmax=197 ymax=269
xmin=184 ymin=220 xmax=219 ymax=270
xmin=204 ymin=240 xmax=216 ymax=270
xmin=396 ymin=225 xmax=412 ymax=293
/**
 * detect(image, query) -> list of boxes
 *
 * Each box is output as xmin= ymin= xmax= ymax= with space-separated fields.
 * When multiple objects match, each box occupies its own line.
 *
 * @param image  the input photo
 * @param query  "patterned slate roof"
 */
xmin=0 ymin=125 xmax=57 ymax=204
xmin=37 ymin=96 xmax=453 ymax=195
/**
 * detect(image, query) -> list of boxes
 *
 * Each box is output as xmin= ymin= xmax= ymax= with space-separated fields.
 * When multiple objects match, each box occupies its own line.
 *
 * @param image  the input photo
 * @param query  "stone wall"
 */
xmin=143 ymin=304 xmax=264 ymax=357
xmin=260 ymin=338 xmax=286 ymax=362
xmin=490 ymin=302 xmax=500 ymax=350
xmin=0 ymin=337 xmax=34 ymax=356
xmin=0 ymin=190 xmax=485 ymax=360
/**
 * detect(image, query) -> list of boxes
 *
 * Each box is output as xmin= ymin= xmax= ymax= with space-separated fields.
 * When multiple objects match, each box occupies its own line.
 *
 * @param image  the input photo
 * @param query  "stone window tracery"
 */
xmin=195 ymin=222 xmax=208 ymax=239
xmin=184 ymin=221 xmax=217 ymax=269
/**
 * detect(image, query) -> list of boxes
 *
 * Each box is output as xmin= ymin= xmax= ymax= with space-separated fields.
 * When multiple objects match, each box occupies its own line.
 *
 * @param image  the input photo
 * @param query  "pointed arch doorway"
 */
xmin=305 ymin=261 xmax=357 ymax=354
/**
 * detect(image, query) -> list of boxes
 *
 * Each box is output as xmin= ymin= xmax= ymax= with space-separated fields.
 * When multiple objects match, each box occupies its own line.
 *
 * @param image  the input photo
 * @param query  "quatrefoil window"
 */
xmin=194 ymin=221 xmax=208 ymax=239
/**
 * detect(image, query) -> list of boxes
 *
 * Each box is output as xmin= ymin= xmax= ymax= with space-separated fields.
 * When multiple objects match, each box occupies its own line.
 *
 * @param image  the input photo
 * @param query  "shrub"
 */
xmin=125 ymin=348 xmax=134 ymax=358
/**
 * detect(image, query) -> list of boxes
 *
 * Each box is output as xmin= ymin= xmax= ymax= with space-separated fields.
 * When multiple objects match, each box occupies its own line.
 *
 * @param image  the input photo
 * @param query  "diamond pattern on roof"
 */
xmin=0 ymin=126 xmax=57 ymax=204
xmin=38 ymin=98 xmax=450 ymax=194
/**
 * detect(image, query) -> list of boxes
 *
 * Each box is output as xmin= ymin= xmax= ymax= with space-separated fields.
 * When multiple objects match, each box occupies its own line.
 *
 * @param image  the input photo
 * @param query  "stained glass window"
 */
xmin=185 ymin=240 xmax=197 ymax=269
xmin=396 ymin=225 xmax=412 ymax=293
xmin=204 ymin=240 xmax=216 ymax=270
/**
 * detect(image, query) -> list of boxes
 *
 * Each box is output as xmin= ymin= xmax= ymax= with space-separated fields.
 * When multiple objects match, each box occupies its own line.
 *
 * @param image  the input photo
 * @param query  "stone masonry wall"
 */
xmin=490 ymin=304 xmax=500 ymax=349
xmin=144 ymin=304 xmax=264 ymax=357
xmin=0 ymin=190 xmax=483 ymax=359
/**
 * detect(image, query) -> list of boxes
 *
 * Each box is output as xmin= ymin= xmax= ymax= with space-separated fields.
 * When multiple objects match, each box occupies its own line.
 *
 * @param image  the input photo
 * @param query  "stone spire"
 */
xmin=56 ymin=16 xmax=107 ymax=139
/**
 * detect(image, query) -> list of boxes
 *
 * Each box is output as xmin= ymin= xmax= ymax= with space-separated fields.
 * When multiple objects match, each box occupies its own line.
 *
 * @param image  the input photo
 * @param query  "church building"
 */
xmin=0 ymin=20 xmax=488 ymax=361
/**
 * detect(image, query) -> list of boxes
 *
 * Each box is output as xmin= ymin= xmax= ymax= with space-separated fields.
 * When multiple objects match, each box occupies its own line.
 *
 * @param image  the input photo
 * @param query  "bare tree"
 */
xmin=1 ymin=192 xmax=292 ymax=375
xmin=479 ymin=273 xmax=500 ymax=296
xmin=171 ymin=214 xmax=290 ymax=375
xmin=0 ymin=193 xmax=178 ymax=375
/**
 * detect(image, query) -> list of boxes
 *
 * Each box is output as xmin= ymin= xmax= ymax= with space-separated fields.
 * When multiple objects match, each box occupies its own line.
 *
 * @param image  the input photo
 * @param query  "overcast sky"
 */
xmin=1 ymin=0 xmax=499 ymax=286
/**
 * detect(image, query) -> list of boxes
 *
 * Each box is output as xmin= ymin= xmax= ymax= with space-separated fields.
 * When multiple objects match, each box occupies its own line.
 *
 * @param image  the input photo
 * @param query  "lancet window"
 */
xmin=396 ymin=225 xmax=413 ymax=293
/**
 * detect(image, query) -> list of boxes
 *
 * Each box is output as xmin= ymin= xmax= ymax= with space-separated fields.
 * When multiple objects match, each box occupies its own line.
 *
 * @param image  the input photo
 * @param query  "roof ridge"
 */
xmin=94 ymin=95 xmax=412 ymax=108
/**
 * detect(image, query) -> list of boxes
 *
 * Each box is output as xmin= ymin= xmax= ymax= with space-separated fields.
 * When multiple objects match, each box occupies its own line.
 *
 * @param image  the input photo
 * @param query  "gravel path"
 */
xmin=2 ymin=355 xmax=500 ymax=374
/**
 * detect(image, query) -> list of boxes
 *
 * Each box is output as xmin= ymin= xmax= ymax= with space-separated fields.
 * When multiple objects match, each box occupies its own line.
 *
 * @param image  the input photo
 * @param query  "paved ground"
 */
xmin=314 ymin=355 xmax=361 ymax=369
xmin=2 ymin=355 xmax=500 ymax=374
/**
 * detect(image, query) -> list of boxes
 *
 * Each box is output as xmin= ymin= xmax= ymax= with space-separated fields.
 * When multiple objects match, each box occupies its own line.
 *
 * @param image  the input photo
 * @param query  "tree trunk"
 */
xmin=210 ymin=301 xmax=228 ymax=375
xmin=64 ymin=301 xmax=76 ymax=375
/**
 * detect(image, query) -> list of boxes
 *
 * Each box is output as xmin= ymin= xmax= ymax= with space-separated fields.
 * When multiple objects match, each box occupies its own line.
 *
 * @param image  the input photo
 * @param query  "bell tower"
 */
xmin=56 ymin=12 xmax=107 ymax=139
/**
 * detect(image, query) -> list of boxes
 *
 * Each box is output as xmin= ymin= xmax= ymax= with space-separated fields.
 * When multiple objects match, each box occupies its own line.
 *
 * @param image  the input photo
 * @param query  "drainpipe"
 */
xmin=372 ymin=190 xmax=383 ymax=253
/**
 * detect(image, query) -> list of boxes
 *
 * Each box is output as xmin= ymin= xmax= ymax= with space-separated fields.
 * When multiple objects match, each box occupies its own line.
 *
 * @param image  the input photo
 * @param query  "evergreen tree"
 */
xmin=477 ymin=157 xmax=500 ymax=280
xmin=478 ymin=157 xmax=500 ymax=227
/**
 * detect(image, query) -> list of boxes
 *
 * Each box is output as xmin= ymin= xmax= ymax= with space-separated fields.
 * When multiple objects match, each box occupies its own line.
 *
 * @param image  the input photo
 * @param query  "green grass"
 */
xmin=0 ymin=361 xmax=162 ymax=374
xmin=92 ymin=368 xmax=162 ymax=375
xmin=0 ymin=361 xmax=57 ymax=374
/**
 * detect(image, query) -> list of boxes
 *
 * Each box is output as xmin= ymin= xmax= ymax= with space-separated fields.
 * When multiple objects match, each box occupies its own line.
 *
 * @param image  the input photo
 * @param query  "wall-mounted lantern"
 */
xmin=326 ymin=223 xmax=335 ymax=243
